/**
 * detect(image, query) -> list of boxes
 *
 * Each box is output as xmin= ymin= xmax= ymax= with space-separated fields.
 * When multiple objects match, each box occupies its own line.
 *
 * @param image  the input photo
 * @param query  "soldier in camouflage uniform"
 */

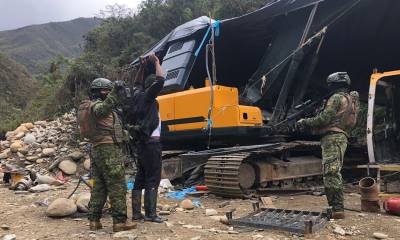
xmin=297 ymin=72 xmax=359 ymax=219
xmin=85 ymin=78 xmax=136 ymax=232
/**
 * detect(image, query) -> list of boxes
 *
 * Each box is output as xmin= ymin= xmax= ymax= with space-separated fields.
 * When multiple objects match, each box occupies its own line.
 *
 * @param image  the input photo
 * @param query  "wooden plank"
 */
xmin=379 ymin=193 xmax=400 ymax=199
xmin=354 ymin=164 xmax=400 ymax=171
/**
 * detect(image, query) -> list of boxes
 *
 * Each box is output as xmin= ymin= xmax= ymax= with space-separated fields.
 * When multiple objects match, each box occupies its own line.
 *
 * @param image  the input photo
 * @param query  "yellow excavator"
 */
xmin=128 ymin=0 xmax=400 ymax=197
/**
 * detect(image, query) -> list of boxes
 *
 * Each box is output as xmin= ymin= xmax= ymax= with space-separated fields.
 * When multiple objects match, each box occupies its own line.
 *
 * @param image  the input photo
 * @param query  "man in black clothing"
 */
xmin=128 ymin=53 xmax=165 ymax=223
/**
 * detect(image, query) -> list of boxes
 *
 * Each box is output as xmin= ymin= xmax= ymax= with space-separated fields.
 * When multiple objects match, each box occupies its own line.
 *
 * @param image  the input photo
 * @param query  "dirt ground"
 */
xmin=0 ymin=181 xmax=399 ymax=240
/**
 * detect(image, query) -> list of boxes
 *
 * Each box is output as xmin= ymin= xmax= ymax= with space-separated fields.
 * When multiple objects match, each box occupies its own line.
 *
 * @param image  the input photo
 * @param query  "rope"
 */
xmin=204 ymin=18 xmax=220 ymax=149
xmin=67 ymin=176 xmax=93 ymax=199
xmin=205 ymin=44 xmax=214 ymax=149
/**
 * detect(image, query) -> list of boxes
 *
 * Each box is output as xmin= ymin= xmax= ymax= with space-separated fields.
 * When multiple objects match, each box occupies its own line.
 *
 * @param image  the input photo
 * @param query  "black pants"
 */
xmin=134 ymin=141 xmax=162 ymax=190
xmin=3 ymin=173 xmax=11 ymax=184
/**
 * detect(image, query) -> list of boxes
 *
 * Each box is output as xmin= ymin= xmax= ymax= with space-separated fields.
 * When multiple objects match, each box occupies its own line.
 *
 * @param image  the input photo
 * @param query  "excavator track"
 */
xmin=205 ymin=153 xmax=252 ymax=198
xmin=204 ymin=141 xmax=322 ymax=198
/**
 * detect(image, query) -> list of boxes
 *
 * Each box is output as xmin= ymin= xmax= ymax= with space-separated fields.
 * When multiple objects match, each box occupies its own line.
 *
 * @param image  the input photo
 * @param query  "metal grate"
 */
xmin=168 ymin=42 xmax=184 ymax=54
xmin=227 ymin=205 xmax=329 ymax=234
xmin=165 ymin=69 xmax=180 ymax=80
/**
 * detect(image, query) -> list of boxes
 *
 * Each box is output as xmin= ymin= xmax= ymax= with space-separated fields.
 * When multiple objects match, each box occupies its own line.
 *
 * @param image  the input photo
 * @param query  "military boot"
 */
xmin=144 ymin=188 xmax=164 ymax=223
xmin=132 ymin=189 xmax=144 ymax=221
xmin=89 ymin=221 xmax=103 ymax=230
xmin=113 ymin=222 xmax=137 ymax=232
xmin=325 ymin=187 xmax=345 ymax=219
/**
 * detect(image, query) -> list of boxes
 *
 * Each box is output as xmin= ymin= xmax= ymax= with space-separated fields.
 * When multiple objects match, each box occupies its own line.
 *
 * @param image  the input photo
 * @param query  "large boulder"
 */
xmin=15 ymin=125 xmax=29 ymax=134
xmin=29 ymin=184 xmax=51 ymax=192
xmin=31 ymin=142 xmax=41 ymax=149
xmin=14 ymin=132 xmax=25 ymax=140
xmin=10 ymin=141 xmax=23 ymax=153
xmin=0 ymin=149 xmax=10 ymax=159
xmin=18 ymin=146 xmax=30 ymax=155
xmin=0 ymin=140 xmax=10 ymax=148
xmin=180 ymin=199 xmax=194 ymax=210
xmin=2 ymin=234 xmax=17 ymax=240
xmin=58 ymin=160 xmax=77 ymax=175
xmin=26 ymin=156 xmax=39 ymax=162
xmin=36 ymin=174 xmax=62 ymax=186
xmin=5 ymin=131 xmax=14 ymax=139
xmin=205 ymin=208 xmax=218 ymax=216
xmin=76 ymin=192 xmax=91 ymax=212
xmin=23 ymin=133 xmax=36 ymax=144
xmin=46 ymin=198 xmax=77 ymax=217
xmin=23 ymin=122 xmax=34 ymax=130
xmin=68 ymin=151 xmax=84 ymax=161
xmin=36 ymin=158 xmax=45 ymax=164
xmin=42 ymin=148 xmax=56 ymax=157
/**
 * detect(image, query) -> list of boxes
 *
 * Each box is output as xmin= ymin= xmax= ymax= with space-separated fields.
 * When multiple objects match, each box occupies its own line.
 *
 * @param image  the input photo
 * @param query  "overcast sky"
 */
xmin=0 ymin=0 xmax=142 ymax=31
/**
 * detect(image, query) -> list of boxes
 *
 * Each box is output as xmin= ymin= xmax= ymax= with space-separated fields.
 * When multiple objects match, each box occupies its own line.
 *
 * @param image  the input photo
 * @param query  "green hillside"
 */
xmin=0 ymin=17 xmax=101 ymax=74
xmin=0 ymin=53 xmax=37 ymax=134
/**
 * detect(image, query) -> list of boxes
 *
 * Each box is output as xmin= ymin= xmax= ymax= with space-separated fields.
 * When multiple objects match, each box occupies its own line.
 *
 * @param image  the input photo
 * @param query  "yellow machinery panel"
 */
xmin=157 ymin=85 xmax=263 ymax=132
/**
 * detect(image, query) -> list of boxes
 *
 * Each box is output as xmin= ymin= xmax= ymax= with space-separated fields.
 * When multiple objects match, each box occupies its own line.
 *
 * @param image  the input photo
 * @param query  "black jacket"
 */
xmin=125 ymin=76 xmax=164 ymax=142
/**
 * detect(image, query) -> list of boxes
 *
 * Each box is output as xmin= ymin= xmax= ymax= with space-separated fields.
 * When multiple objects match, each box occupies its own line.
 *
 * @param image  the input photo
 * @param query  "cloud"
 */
xmin=0 ymin=0 xmax=142 ymax=31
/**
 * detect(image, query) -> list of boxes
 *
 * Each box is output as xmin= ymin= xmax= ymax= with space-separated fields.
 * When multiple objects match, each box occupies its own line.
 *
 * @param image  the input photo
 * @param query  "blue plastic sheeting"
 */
xmin=127 ymin=182 xmax=134 ymax=190
xmin=165 ymin=186 xmax=197 ymax=200
xmin=192 ymin=199 xmax=201 ymax=207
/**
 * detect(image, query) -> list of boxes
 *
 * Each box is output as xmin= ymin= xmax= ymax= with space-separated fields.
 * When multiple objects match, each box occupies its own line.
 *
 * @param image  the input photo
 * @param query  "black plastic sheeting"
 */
xmin=314 ymin=0 xmax=400 ymax=98
xmin=132 ymin=0 xmax=400 ymax=110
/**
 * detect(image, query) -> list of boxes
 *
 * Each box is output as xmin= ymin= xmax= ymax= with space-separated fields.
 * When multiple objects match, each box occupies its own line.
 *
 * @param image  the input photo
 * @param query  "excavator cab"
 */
xmin=367 ymin=70 xmax=400 ymax=163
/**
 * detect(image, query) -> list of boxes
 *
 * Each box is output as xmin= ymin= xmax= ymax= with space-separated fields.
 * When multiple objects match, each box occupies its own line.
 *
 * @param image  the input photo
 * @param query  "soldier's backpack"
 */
xmin=77 ymin=100 xmax=95 ymax=139
xmin=343 ymin=91 xmax=360 ymax=129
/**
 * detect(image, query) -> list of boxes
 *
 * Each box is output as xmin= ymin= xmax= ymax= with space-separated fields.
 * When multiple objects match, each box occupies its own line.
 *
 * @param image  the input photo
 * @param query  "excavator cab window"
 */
xmin=370 ymin=76 xmax=400 ymax=163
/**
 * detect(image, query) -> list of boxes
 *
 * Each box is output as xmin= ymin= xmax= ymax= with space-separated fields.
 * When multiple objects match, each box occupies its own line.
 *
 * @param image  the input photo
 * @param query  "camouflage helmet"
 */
xmin=91 ymin=78 xmax=113 ymax=90
xmin=326 ymin=72 xmax=351 ymax=86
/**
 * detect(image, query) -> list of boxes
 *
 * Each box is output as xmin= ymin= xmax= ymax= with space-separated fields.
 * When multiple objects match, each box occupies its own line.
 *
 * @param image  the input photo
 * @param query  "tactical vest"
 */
xmin=93 ymin=113 xmax=125 ymax=145
xmin=313 ymin=91 xmax=359 ymax=137
xmin=84 ymin=100 xmax=125 ymax=145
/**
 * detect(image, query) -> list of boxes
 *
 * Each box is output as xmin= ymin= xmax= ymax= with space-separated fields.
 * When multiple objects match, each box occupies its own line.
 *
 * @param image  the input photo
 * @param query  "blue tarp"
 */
xmin=165 ymin=186 xmax=196 ymax=200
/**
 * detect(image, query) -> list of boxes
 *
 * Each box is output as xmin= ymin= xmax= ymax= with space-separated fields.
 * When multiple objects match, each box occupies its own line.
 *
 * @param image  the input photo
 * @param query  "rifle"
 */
xmin=272 ymin=90 xmax=336 ymax=130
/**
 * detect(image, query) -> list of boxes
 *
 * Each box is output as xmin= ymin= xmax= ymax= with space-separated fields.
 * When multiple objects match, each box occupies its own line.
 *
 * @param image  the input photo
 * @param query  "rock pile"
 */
xmin=0 ymin=111 xmax=90 ymax=178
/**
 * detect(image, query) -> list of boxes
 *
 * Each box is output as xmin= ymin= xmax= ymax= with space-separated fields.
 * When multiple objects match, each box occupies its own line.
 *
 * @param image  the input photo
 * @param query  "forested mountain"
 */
xmin=0 ymin=53 xmax=37 ymax=134
xmin=0 ymin=17 xmax=101 ymax=74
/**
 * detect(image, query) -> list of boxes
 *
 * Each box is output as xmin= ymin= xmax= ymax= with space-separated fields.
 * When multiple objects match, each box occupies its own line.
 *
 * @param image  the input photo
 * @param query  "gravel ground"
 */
xmin=0 ymin=181 xmax=399 ymax=240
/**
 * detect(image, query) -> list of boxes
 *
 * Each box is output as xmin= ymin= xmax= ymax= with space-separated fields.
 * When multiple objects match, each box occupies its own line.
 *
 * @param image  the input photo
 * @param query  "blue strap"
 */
xmin=195 ymin=26 xmax=211 ymax=57
xmin=194 ymin=20 xmax=221 ymax=57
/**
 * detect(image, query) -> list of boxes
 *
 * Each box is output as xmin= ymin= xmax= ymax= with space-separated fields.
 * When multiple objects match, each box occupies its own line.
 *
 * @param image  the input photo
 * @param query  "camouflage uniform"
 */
xmin=87 ymin=89 xmax=128 ymax=224
xmin=301 ymin=91 xmax=357 ymax=212
xmin=320 ymin=133 xmax=347 ymax=211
